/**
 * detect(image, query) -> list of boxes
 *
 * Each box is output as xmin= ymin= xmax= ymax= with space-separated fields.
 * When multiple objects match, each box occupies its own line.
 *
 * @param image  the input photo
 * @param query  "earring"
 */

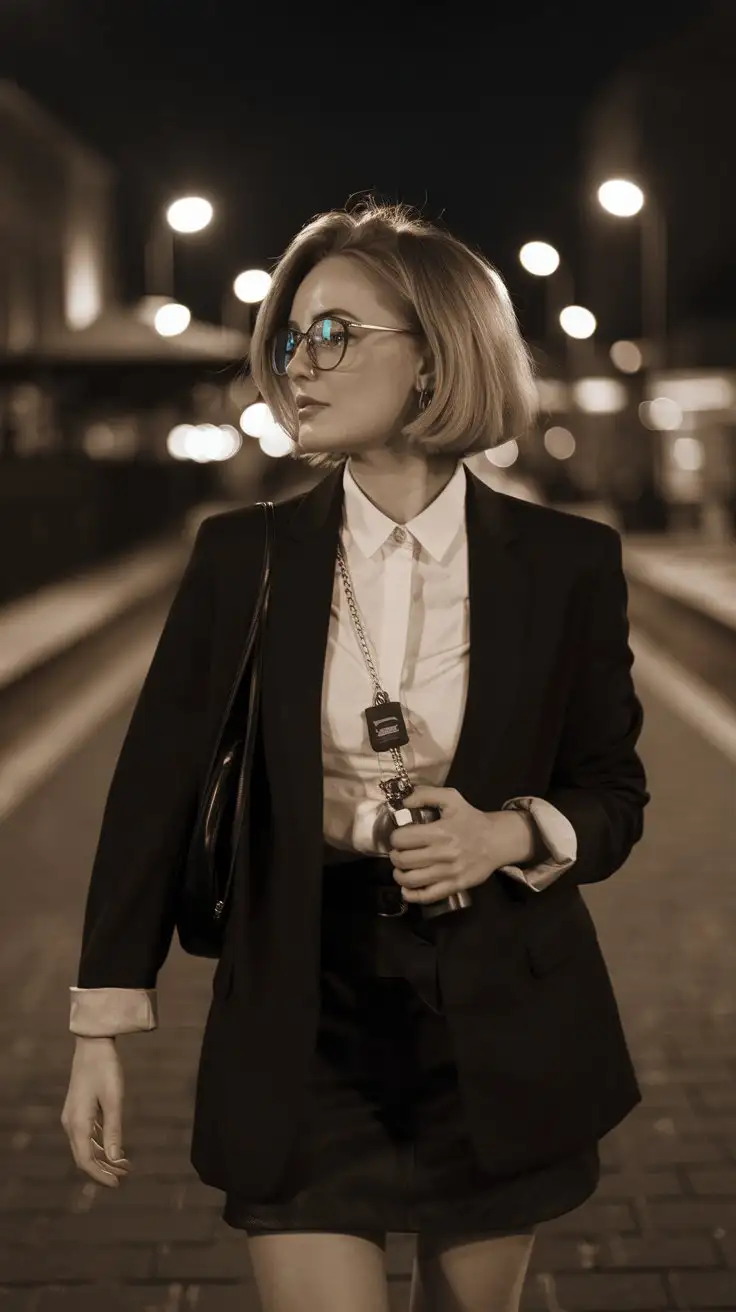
xmin=418 ymin=387 xmax=433 ymax=413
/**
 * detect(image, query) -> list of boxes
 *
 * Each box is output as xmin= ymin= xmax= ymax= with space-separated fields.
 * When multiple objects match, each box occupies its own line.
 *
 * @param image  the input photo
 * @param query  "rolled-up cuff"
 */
xmin=69 ymin=987 xmax=158 ymax=1036
xmin=498 ymin=795 xmax=577 ymax=892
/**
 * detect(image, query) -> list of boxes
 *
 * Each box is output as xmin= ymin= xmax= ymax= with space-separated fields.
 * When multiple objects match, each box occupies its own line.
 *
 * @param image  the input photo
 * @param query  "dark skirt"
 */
xmin=223 ymin=854 xmax=600 ymax=1240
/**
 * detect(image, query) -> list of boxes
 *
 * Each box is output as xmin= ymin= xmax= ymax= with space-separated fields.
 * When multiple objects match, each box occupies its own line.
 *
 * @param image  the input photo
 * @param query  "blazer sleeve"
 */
xmin=69 ymin=517 xmax=218 ymax=1034
xmin=541 ymin=525 xmax=650 ymax=887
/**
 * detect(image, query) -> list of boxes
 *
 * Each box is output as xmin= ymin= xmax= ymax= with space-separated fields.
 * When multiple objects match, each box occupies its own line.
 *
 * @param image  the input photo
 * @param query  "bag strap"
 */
xmin=224 ymin=500 xmax=275 ymax=892
xmin=224 ymin=499 xmax=275 ymax=715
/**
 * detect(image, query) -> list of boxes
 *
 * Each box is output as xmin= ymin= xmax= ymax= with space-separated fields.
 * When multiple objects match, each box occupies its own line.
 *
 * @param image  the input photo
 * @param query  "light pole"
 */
xmin=518 ymin=241 xmax=573 ymax=346
xmin=518 ymin=242 xmax=597 ymax=380
xmin=596 ymin=178 xmax=667 ymax=371
xmin=231 ymin=268 xmax=273 ymax=338
xmin=596 ymin=178 xmax=670 ymax=529
xmin=144 ymin=195 xmax=214 ymax=299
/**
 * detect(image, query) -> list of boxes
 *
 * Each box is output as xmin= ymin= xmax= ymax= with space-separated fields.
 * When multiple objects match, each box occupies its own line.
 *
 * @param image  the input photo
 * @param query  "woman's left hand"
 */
xmin=388 ymin=785 xmax=515 ymax=905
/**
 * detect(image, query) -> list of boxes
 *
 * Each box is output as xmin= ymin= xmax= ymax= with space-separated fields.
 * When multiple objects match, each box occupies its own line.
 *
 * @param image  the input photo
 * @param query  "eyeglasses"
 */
xmin=269 ymin=315 xmax=417 ymax=376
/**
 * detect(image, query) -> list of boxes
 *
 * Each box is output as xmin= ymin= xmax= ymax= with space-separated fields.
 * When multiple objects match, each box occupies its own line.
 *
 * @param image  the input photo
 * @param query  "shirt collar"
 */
xmin=342 ymin=458 xmax=466 ymax=562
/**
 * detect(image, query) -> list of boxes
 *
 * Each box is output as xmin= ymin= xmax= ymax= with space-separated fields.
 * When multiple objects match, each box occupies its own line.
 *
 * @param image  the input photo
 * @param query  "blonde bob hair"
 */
xmin=248 ymin=198 xmax=538 ymax=470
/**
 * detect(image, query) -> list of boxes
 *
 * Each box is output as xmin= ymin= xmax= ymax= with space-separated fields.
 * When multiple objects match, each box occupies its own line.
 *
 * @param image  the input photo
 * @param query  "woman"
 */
xmin=62 ymin=200 xmax=649 ymax=1312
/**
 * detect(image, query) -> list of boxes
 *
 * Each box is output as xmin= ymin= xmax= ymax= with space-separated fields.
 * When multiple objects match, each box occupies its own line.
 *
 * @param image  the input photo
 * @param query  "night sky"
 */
xmin=1 ymin=0 xmax=699 ymax=339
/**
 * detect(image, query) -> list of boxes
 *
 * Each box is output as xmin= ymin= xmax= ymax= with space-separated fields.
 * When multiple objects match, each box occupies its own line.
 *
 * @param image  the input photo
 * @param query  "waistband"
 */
xmin=321 ymin=849 xmax=417 ymax=921
xmin=322 ymin=852 xmax=395 ymax=882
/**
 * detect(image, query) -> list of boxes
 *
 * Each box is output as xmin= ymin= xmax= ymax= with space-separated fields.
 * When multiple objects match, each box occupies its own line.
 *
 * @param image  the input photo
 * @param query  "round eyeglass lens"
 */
xmin=271 ymin=318 xmax=347 ymax=374
xmin=271 ymin=327 xmax=295 ymax=375
xmin=308 ymin=318 xmax=347 ymax=370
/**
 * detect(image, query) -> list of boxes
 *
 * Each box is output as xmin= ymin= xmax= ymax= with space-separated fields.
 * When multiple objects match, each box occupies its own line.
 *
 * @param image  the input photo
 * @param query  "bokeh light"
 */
xmin=259 ymin=428 xmax=295 ymax=458
xmin=544 ymin=427 xmax=576 ymax=460
xmin=240 ymin=402 xmax=274 ymax=438
xmin=519 ymin=242 xmax=560 ymax=277
xmin=234 ymin=269 xmax=272 ymax=303
xmin=485 ymin=440 xmax=519 ymax=468
xmin=166 ymin=197 xmax=214 ymax=233
xmin=154 ymin=302 xmax=191 ymax=337
xmin=573 ymin=377 xmax=628 ymax=414
xmin=166 ymin=424 xmax=242 ymax=461
xmin=610 ymin=340 xmax=643 ymax=373
xmin=559 ymin=305 xmax=597 ymax=339
xmin=639 ymin=397 xmax=683 ymax=431
xmin=597 ymin=179 xmax=645 ymax=218
xmin=672 ymin=436 xmax=704 ymax=472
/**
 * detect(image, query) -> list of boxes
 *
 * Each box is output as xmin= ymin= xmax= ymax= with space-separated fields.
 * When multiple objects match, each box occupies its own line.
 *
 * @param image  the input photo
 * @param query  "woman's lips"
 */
xmin=298 ymin=403 xmax=328 ymax=417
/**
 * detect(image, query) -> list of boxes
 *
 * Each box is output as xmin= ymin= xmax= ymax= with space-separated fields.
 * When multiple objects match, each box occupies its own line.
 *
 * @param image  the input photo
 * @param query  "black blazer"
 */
xmin=76 ymin=461 xmax=649 ymax=1198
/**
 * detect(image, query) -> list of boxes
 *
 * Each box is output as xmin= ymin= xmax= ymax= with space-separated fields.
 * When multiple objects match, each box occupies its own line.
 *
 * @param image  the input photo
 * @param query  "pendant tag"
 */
xmin=364 ymin=701 xmax=409 ymax=752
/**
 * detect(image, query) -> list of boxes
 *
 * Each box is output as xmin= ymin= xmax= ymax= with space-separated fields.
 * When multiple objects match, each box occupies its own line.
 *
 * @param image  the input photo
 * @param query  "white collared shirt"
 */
xmin=321 ymin=460 xmax=577 ymax=889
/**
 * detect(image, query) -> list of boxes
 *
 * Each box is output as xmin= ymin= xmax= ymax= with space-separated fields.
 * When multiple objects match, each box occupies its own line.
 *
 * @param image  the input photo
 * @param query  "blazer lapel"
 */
xmin=260 ymin=464 xmax=345 ymax=869
xmin=443 ymin=467 xmax=533 ymax=809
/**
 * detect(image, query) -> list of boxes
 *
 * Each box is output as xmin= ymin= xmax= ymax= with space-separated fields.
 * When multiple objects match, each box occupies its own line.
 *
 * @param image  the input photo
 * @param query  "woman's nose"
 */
xmin=286 ymin=335 xmax=314 ymax=379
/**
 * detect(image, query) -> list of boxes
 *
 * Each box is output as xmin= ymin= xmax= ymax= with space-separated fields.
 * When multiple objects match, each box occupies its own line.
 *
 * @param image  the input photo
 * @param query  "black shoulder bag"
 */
xmin=176 ymin=500 xmax=275 ymax=959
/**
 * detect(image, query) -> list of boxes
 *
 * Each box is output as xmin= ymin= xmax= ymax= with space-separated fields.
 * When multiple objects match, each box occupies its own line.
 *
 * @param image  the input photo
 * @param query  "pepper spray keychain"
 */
xmin=336 ymin=542 xmax=473 ymax=920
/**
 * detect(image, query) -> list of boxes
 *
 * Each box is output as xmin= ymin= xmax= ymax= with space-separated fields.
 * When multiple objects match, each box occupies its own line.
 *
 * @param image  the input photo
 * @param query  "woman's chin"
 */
xmin=296 ymin=423 xmax=339 ymax=449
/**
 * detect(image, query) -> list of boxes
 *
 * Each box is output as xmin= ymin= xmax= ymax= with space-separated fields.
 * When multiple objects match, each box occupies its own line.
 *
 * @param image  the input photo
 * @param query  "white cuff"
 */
xmin=498 ymin=796 xmax=577 ymax=892
xmin=69 ymin=987 xmax=158 ymax=1036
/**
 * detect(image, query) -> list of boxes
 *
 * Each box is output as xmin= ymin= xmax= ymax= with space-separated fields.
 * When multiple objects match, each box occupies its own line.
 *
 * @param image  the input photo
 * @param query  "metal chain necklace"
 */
xmin=335 ymin=541 xmax=414 ymax=808
xmin=335 ymin=535 xmax=474 ymax=921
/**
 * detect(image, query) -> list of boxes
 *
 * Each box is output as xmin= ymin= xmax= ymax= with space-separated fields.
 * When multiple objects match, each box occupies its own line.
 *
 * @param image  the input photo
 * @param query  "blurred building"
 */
xmin=581 ymin=3 xmax=735 ymax=359
xmin=573 ymin=2 xmax=736 ymax=537
xmin=0 ymin=81 xmax=259 ymax=605
xmin=0 ymin=79 xmax=117 ymax=356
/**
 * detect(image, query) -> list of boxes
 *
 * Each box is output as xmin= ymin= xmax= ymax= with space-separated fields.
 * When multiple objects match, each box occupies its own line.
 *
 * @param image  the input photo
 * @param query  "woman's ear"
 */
xmin=416 ymin=358 xmax=436 ymax=393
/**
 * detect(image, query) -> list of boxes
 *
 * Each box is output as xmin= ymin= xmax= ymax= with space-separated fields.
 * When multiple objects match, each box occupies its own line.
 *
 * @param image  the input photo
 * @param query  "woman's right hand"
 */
xmin=61 ymin=1037 xmax=131 ymax=1187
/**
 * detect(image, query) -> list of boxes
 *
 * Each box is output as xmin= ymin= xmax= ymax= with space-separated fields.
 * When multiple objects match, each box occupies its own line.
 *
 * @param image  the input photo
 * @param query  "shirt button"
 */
xmin=391 ymin=526 xmax=407 ymax=544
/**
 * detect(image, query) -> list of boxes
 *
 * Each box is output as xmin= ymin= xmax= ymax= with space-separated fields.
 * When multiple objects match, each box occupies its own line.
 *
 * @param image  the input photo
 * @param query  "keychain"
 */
xmin=338 ymin=545 xmax=473 ymax=920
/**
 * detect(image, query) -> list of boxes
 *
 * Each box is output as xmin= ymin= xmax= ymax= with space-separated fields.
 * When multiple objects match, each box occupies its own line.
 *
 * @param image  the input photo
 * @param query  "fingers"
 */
xmin=391 ymin=847 xmax=458 ymax=877
xmin=392 ymin=865 xmax=459 ymax=901
xmin=401 ymin=882 xmax=458 ymax=904
xmin=92 ymin=1118 xmax=131 ymax=1178
xmin=391 ymin=849 xmax=453 ymax=873
xmin=62 ymin=1112 xmax=131 ymax=1188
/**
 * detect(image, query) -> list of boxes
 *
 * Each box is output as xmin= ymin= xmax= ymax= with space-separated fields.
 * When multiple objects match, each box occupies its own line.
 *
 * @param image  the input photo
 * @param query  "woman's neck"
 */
xmin=347 ymin=453 xmax=459 ymax=524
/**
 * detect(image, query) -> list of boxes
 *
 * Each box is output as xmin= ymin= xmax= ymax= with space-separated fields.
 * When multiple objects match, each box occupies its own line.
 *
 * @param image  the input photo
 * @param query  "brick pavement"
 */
xmin=1 ymin=651 xmax=735 ymax=1311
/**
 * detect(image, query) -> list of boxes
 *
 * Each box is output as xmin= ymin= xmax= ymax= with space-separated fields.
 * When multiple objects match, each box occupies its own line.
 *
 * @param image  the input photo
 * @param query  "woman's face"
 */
xmin=284 ymin=255 xmax=427 ymax=457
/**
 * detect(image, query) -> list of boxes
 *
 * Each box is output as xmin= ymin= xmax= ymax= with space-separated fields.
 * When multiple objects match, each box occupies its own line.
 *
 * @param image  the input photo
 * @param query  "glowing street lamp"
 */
xmin=559 ymin=305 xmax=597 ymax=340
xmin=145 ymin=194 xmax=216 ymax=298
xmin=154 ymin=302 xmax=191 ymax=337
xmin=597 ymin=179 xmax=644 ymax=218
xmin=518 ymin=240 xmax=576 ymax=356
xmin=596 ymin=176 xmax=666 ymax=370
xmin=166 ymin=196 xmax=214 ymax=234
xmin=230 ymin=268 xmax=273 ymax=335
xmin=519 ymin=242 xmax=560 ymax=277
xmin=234 ymin=269 xmax=272 ymax=303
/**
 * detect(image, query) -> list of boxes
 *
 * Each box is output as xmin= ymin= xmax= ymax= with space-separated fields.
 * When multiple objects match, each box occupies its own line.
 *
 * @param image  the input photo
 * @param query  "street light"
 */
xmin=166 ymin=197 xmax=214 ymax=234
xmin=154 ymin=302 xmax=192 ymax=337
xmin=596 ymin=176 xmax=672 ymax=530
xmin=596 ymin=176 xmax=667 ymax=370
xmin=597 ymin=179 xmax=644 ymax=219
xmin=519 ymin=241 xmax=560 ymax=277
xmin=227 ymin=267 xmax=272 ymax=333
xmin=518 ymin=240 xmax=575 ymax=352
xmin=559 ymin=305 xmax=597 ymax=340
xmin=234 ymin=269 xmax=272 ymax=304
xmin=145 ymin=194 xmax=215 ymax=299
